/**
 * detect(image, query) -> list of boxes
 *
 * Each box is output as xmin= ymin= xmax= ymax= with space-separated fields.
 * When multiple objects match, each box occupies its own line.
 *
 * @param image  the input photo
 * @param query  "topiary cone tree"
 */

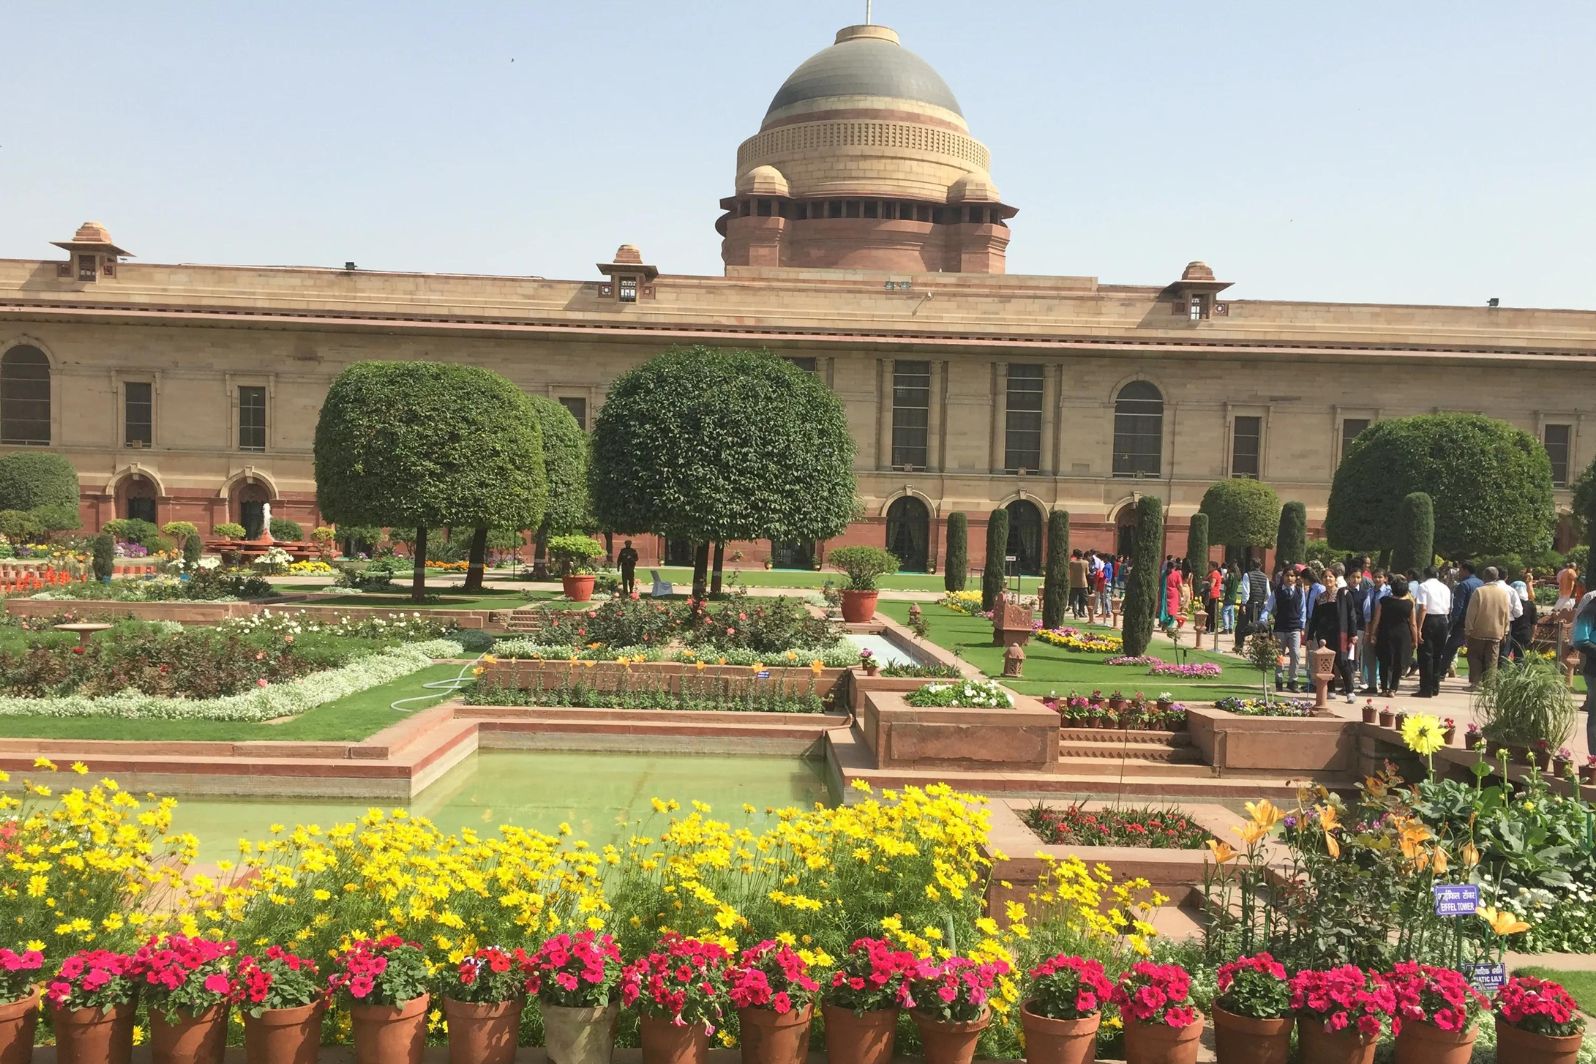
xmin=1276 ymin=502 xmax=1307 ymax=568
xmin=313 ymin=361 xmax=548 ymax=603
xmin=1199 ymin=478 xmax=1278 ymax=568
xmin=589 ymin=346 xmax=855 ymax=601
xmin=1185 ymin=512 xmax=1209 ymax=592
xmin=1122 ymin=495 xmax=1165 ymax=656
xmin=1391 ymin=491 xmax=1435 ymax=574
xmin=982 ymin=508 xmax=1010 ymax=613
xmin=1043 ymin=509 xmax=1069 ymax=629
xmin=1326 ymin=414 xmax=1555 ymax=558
xmin=943 ymin=512 xmax=968 ymax=593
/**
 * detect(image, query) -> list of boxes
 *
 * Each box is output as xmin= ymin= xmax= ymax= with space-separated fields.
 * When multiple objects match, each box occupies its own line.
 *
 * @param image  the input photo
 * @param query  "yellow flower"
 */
xmin=69 ymin=762 xmax=88 ymax=775
xmin=32 ymin=758 xmax=55 ymax=771
xmin=1244 ymin=799 xmax=1284 ymax=831
xmin=1206 ymin=839 xmax=1236 ymax=864
xmin=1401 ymin=714 xmax=1446 ymax=756
xmin=810 ymin=660 xmax=824 ymax=674
xmin=1476 ymin=906 xmax=1531 ymax=936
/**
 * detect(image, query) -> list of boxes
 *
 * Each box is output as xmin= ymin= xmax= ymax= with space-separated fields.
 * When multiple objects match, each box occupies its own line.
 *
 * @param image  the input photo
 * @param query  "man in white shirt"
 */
xmin=1414 ymin=566 xmax=1453 ymax=697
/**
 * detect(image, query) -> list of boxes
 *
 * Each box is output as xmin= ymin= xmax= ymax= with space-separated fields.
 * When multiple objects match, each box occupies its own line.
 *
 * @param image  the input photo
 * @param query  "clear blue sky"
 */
xmin=6 ymin=2 xmax=1595 ymax=308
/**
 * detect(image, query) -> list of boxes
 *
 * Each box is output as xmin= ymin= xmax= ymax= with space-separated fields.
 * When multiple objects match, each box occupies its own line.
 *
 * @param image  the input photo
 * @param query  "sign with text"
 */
xmin=1468 ymin=963 xmax=1507 ymax=993
xmin=1433 ymin=884 xmax=1480 ymax=917
xmin=756 ymin=670 xmax=770 ymax=680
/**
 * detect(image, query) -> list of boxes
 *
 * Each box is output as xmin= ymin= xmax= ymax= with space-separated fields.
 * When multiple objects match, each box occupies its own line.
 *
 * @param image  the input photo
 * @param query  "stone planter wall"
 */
xmin=1187 ymin=705 xmax=1356 ymax=774
xmin=2 ymin=596 xmax=503 ymax=629
xmin=477 ymin=659 xmax=845 ymax=699
xmin=856 ymin=688 xmax=1059 ymax=770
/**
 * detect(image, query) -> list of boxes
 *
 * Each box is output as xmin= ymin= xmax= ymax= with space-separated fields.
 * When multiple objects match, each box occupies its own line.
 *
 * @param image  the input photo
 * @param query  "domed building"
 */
xmin=718 ymin=24 xmax=1016 ymax=273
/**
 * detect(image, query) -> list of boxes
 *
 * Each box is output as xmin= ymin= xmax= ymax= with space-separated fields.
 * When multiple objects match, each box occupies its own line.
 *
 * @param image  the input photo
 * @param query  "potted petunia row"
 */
xmin=6 ymin=937 xmax=1586 ymax=1064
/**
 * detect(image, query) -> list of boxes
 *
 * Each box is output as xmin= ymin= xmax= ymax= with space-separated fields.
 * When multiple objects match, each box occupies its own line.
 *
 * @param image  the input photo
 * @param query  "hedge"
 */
xmin=943 ymin=512 xmax=968 ymax=593
xmin=1199 ymin=479 xmax=1278 ymax=553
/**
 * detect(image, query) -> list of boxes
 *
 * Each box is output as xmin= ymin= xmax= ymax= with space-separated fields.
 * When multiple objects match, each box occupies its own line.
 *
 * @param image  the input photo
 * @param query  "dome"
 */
xmin=948 ymin=172 xmax=1001 ymax=204
xmin=1181 ymin=260 xmax=1215 ymax=282
xmin=73 ymin=222 xmax=113 ymax=244
xmin=736 ymin=165 xmax=791 ymax=197
xmin=764 ymin=25 xmax=963 ymax=121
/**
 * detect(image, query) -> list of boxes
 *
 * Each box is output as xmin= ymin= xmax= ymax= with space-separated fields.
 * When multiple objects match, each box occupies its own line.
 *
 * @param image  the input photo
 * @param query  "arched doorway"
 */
xmin=1114 ymin=503 xmax=1138 ymax=559
xmin=1004 ymin=500 xmax=1043 ymax=575
xmin=885 ymin=496 xmax=930 ymax=572
xmin=231 ymin=479 xmax=271 ymax=539
xmin=117 ymin=474 xmax=158 ymax=524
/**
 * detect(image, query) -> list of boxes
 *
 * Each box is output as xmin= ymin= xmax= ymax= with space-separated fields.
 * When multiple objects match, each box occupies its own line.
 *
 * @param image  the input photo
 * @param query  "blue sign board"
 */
xmin=1433 ymin=884 xmax=1480 ymax=917
xmin=1468 ymin=963 xmax=1507 ymax=993
xmin=756 ymin=670 xmax=771 ymax=680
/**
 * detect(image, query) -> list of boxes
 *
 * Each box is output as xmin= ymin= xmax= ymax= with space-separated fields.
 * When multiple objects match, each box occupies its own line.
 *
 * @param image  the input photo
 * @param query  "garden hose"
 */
xmin=388 ymin=652 xmax=488 ymax=715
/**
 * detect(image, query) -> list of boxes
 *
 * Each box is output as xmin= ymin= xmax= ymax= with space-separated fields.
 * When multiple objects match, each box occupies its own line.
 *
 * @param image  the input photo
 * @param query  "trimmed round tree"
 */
xmin=0 ymin=451 xmax=81 ymax=531
xmin=589 ymin=346 xmax=855 ymax=599
xmin=526 ymin=394 xmax=592 ymax=540
xmin=943 ymin=511 xmax=968 ymax=593
xmin=1185 ymin=512 xmax=1209 ymax=583
xmin=981 ymin=508 xmax=1010 ymax=612
xmin=1198 ymin=479 xmax=1278 ymax=565
xmin=1326 ymin=414 xmax=1555 ymax=558
xmin=313 ymin=361 xmax=548 ymax=602
xmin=1276 ymin=502 xmax=1307 ymax=567
xmin=1391 ymin=491 xmax=1435 ymax=573
xmin=1043 ymin=509 xmax=1069 ymax=629
xmin=1122 ymin=496 xmax=1165 ymax=656
xmin=1573 ymin=456 xmax=1596 ymax=552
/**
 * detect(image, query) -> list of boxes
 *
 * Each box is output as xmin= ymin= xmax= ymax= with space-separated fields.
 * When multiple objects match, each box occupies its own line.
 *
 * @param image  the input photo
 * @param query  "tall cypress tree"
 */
xmin=1185 ymin=512 xmax=1209 ymax=596
xmin=1276 ymin=502 xmax=1307 ymax=567
xmin=1043 ymin=509 xmax=1070 ymax=629
xmin=982 ymin=508 xmax=1010 ymax=612
xmin=1122 ymin=496 xmax=1165 ymax=656
xmin=943 ymin=512 xmax=968 ymax=593
xmin=1392 ymin=492 xmax=1435 ymax=573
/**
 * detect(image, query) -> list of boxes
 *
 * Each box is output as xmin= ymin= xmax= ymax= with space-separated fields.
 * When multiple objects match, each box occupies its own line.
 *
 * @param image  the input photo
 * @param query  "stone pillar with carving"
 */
xmin=993 ymin=598 xmax=1035 ymax=648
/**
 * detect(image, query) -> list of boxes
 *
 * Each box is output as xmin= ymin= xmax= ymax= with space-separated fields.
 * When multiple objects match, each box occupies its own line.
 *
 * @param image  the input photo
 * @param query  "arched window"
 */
xmin=1004 ymin=500 xmax=1043 ymax=576
xmin=1113 ymin=381 xmax=1163 ymax=478
xmin=885 ymin=496 xmax=930 ymax=573
xmin=0 ymin=346 xmax=51 ymax=445
xmin=118 ymin=474 xmax=158 ymax=524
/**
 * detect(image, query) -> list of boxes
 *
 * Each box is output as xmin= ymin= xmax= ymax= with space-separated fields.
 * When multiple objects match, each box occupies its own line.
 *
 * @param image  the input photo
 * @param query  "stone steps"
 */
xmin=1054 ymin=752 xmax=1209 ymax=776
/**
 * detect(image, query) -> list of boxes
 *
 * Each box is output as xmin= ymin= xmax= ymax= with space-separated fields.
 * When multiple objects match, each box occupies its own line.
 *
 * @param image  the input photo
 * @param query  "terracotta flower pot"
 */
xmin=350 ymin=994 xmax=429 ymax=1064
xmin=840 ymin=590 xmax=879 ymax=623
xmin=1442 ymin=727 xmax=1456 ymax=744
xmin=821 ymin=1004 xmax=897 ymax=1064
xmin=639 ymin=1013 xmax=712 ymax=1064
xmin=1297 ymin=1019 xmax=1377 ymax=1064
xmin=737 ymin=1003 xmax=812 ymax=1064
xmin=53 ymin=1002 xmax=136 ymax=1064
xmin=562 ymin=574 xmax=596 ymax=602
xmin=1378 ymin=712 xmax=1395 ymax=728
xmin=444 ymin=997 xmax=521 ymax=1064
xmin=151 ymin=1003 xmax=230 ymax=1064
xmin=1393 ymin=1019 xmax=1477 ymax=1064
xmin=1581 ymin=764 xmax=1596 ymax=784
xmin=1553 ymin=756 xmax=1573 ymax=778
xmin=1494 ymin=1016 xmax=1585 ymax=1064
xmin=912 ymin=1008 xmax=991 ymax=1064
xmin=1211 ymin=1005 xmax=1293 ymax=1064
xmin=542 ymin=1001 xmax=620 ymax=1064
xmin=242 ymin=1000 xmax=324 ymax=1064
xmin=1017 ymin=1003 xmax=1099 ymax=1064
xmin=1122 ymin=1015 xmax=1203 ymax=1064
xmin=0 ymin=990 xmax=38 ymax=1064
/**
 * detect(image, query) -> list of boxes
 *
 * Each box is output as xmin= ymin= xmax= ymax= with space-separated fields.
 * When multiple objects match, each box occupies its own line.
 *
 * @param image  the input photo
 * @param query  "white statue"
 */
xmin=259 ymin=501 xmax=274 ymax=542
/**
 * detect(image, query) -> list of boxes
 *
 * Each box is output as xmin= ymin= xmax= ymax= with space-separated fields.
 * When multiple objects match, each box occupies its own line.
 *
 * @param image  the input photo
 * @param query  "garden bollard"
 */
xmin=1193 ymin=610 xmax=1207 ymax=649
xmin=1002 ymin=642 xmax=1025 ymax=678
xmin=1310 ymin=640 xmax=1336 ymax=711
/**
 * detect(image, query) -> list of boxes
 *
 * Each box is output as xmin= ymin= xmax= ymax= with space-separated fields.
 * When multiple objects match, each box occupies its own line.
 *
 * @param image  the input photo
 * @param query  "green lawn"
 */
xmin=278 ymin=587 xmax=563 ymax=611
xmin=651 ymin=567 xmax=947 ymax=592
xmin=876 ymin=600 xmax=1263 ymax=702
xmin=1514 ymin=967 xmax=1596 ymax=1016
xmin=0 ymin=663 xmax=471 ymax=742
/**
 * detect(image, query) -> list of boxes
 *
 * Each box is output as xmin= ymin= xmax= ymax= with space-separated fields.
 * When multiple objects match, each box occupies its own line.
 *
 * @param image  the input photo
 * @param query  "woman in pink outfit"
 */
xmin=1165 ymin=565 xmax=1183 ymax=623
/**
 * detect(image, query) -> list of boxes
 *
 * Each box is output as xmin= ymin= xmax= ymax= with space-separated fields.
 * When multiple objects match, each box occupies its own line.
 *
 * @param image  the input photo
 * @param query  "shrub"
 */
xmin=0 ymin=510 xmax=43 ymax=544
xmin=1276 ymin=502 xmax=1307 ymax=566
xmin=160 ymin=521 xmax=197 ymax=547
xmin=580 ymin=598 xmax=684 ymax=647
xmin=1478 ymin=657 xmax=1578 ymax=748
xmin=1043 ymin=509 xmax=1069 ymax=630
xmin=687 ymin=595 xmax=834 ymax=653
xmin=943 ymin=512 xmax=968 ymax=592
xmin=982 ymin=508 xmax=1009 ymax=612
xmin=1121 ymin=496 xmax=1164 ymax=656
xmin=182 ymin=534 xmax=202 ymax=570
xmin=102 ymin=518 xmax=160 ymax=547
xmin=0 ymin=451 xmax=81 ymax=531
xmin=92 ymin=533 xmax=114 ymax=581
xmin=1391 ymin=492 xmax=1434 ymax=573
xmin=827 ymin=545 xmax=898 ymax=591
xmin=269 ymin=517 xmax=304 ymax=541
xmin=547 ymin=534 xmax=605 ymax=576
xmin=1185 ymin=512 xmax=1209 ymax=577
xmin=1199 ymin=479 xmax=1279 ymax=553
xmin=213 ymin=522 xmax=247 ymax=540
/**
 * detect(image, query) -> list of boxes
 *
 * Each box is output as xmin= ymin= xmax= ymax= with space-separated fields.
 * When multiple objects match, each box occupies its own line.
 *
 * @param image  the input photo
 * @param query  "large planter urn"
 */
xmin=1121 ymin=1015 xmax=1203 ymax=1064
xmin=1494 ymin=1016 xmax=1585 ymax=1064
xmin=150 ymin=1003 xmax=230 ymax=1064
xmin=820 ymin=1004 xmax=897 ymax=1064
xmin=52 ymin=1002 xmax=136 ymax=1064
xmin=639 ymin=1013 xmax=711 ymax=1064
xmin=912 ymin=1008 xmax=991 ymax=1064
xmin=1297 ymin=1019 xmax=1377 ymax=1064
xmin=443 ymin=997 xmax=522 ymax=1064
xmin=737 ymin=1003 xmax=812 ymax=1064
xmin=350 ymin=994 xmax=429 ymax=1064
xmin=0 ymin=990 xmax=37 ymax=1064
xmin=562 ymin=574 xmax=596 ymax=602
xmin=840 ymin=589 xmax=878 ymax=623
xmin=1017 ymin=1003 xmax=1099 ymax=1064
xmin=542 ymin=1001 xmax=620 ymax=1064
xmin=1393 ymin=1019 xmax=1477 ymax=1064
xmin=1211 ymin=1005 xmax=1293 ymax=1064
xmin=242 ymin=1001 xmax=324 ymax=1064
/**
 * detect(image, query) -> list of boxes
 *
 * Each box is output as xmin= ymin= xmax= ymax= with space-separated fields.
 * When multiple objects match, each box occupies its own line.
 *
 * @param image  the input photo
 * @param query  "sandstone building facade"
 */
xmin=0 ymin=24 xmax=1590 ymax=571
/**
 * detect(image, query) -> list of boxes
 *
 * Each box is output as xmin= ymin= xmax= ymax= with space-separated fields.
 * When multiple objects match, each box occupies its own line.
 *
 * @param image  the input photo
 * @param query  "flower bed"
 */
xmin=1048 ymin=691 xmax=1188 ymax=731
xmin=1106 ymin=655 xmax=1160 ymax=667
xmin=1148 ymin=661 xmax=1222 ymax=678
xmin=1033 ymin=626 xmax=1122 ymax=654
xmin=30 ymin=568 xmax=277 ymax=602
xmin=1020 ymin=802 xmax=1210 ymax=849
xmin=939 ymin=590 xmax=986 ymax=616
xmin=489 ymin=639 xmax=858 ymax=668
xmin=468 ymin=665 xmax=831 ymax=714
xmin=904 ymin=679 xmax=1013 ymax=708
xmin=1214 ymin=696 xmax=1315 ymax=717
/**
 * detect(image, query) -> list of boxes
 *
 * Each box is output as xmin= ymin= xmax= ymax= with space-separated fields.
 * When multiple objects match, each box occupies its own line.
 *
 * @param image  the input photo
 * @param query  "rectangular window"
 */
xmin=890 ymin=360 xmax=931 ymax=469
xmin=1545 ymin=424 xmax=1573 ymax=486
xmin=1231 ymin=415 xmax=1262 ymax=479
xmin=124 ymin=382 xmax=152 ymax=447
xmin=784 ymin=356 xmax=818 ymax=373
xmin=618 ymin=278 xmax=637 ymax=302
xmin=1341 ymin=418 xmax=1371 ymax=460
xmin=77 ymin=256 xmax=97 ymax=282
xmin=238 ymin=386 xmax=267 ymax=451
xmin=557 ymin=396 xmax=588 ymax=430
xmin=1004 ymin=363 xmax=1044 ymax=472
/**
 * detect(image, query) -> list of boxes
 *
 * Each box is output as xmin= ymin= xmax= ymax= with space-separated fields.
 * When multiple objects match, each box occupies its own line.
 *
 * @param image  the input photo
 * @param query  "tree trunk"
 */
xmin=604 ymin=531 xmax=614 ymax=567
xmin=692 ymin=541 xmax=710 ymax=600
xmin=463 ymin=527 xmax=489 ymax=591
xmin=710 ymin=541 xmax=725 ymax=596
xmin=411 ymin=526 xmax=427 ymax=603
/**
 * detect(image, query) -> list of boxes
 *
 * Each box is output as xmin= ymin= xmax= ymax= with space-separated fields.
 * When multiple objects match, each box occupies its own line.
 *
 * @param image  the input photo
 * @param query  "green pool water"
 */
xmin=172 ymin=750 xmax=832 ymax=860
